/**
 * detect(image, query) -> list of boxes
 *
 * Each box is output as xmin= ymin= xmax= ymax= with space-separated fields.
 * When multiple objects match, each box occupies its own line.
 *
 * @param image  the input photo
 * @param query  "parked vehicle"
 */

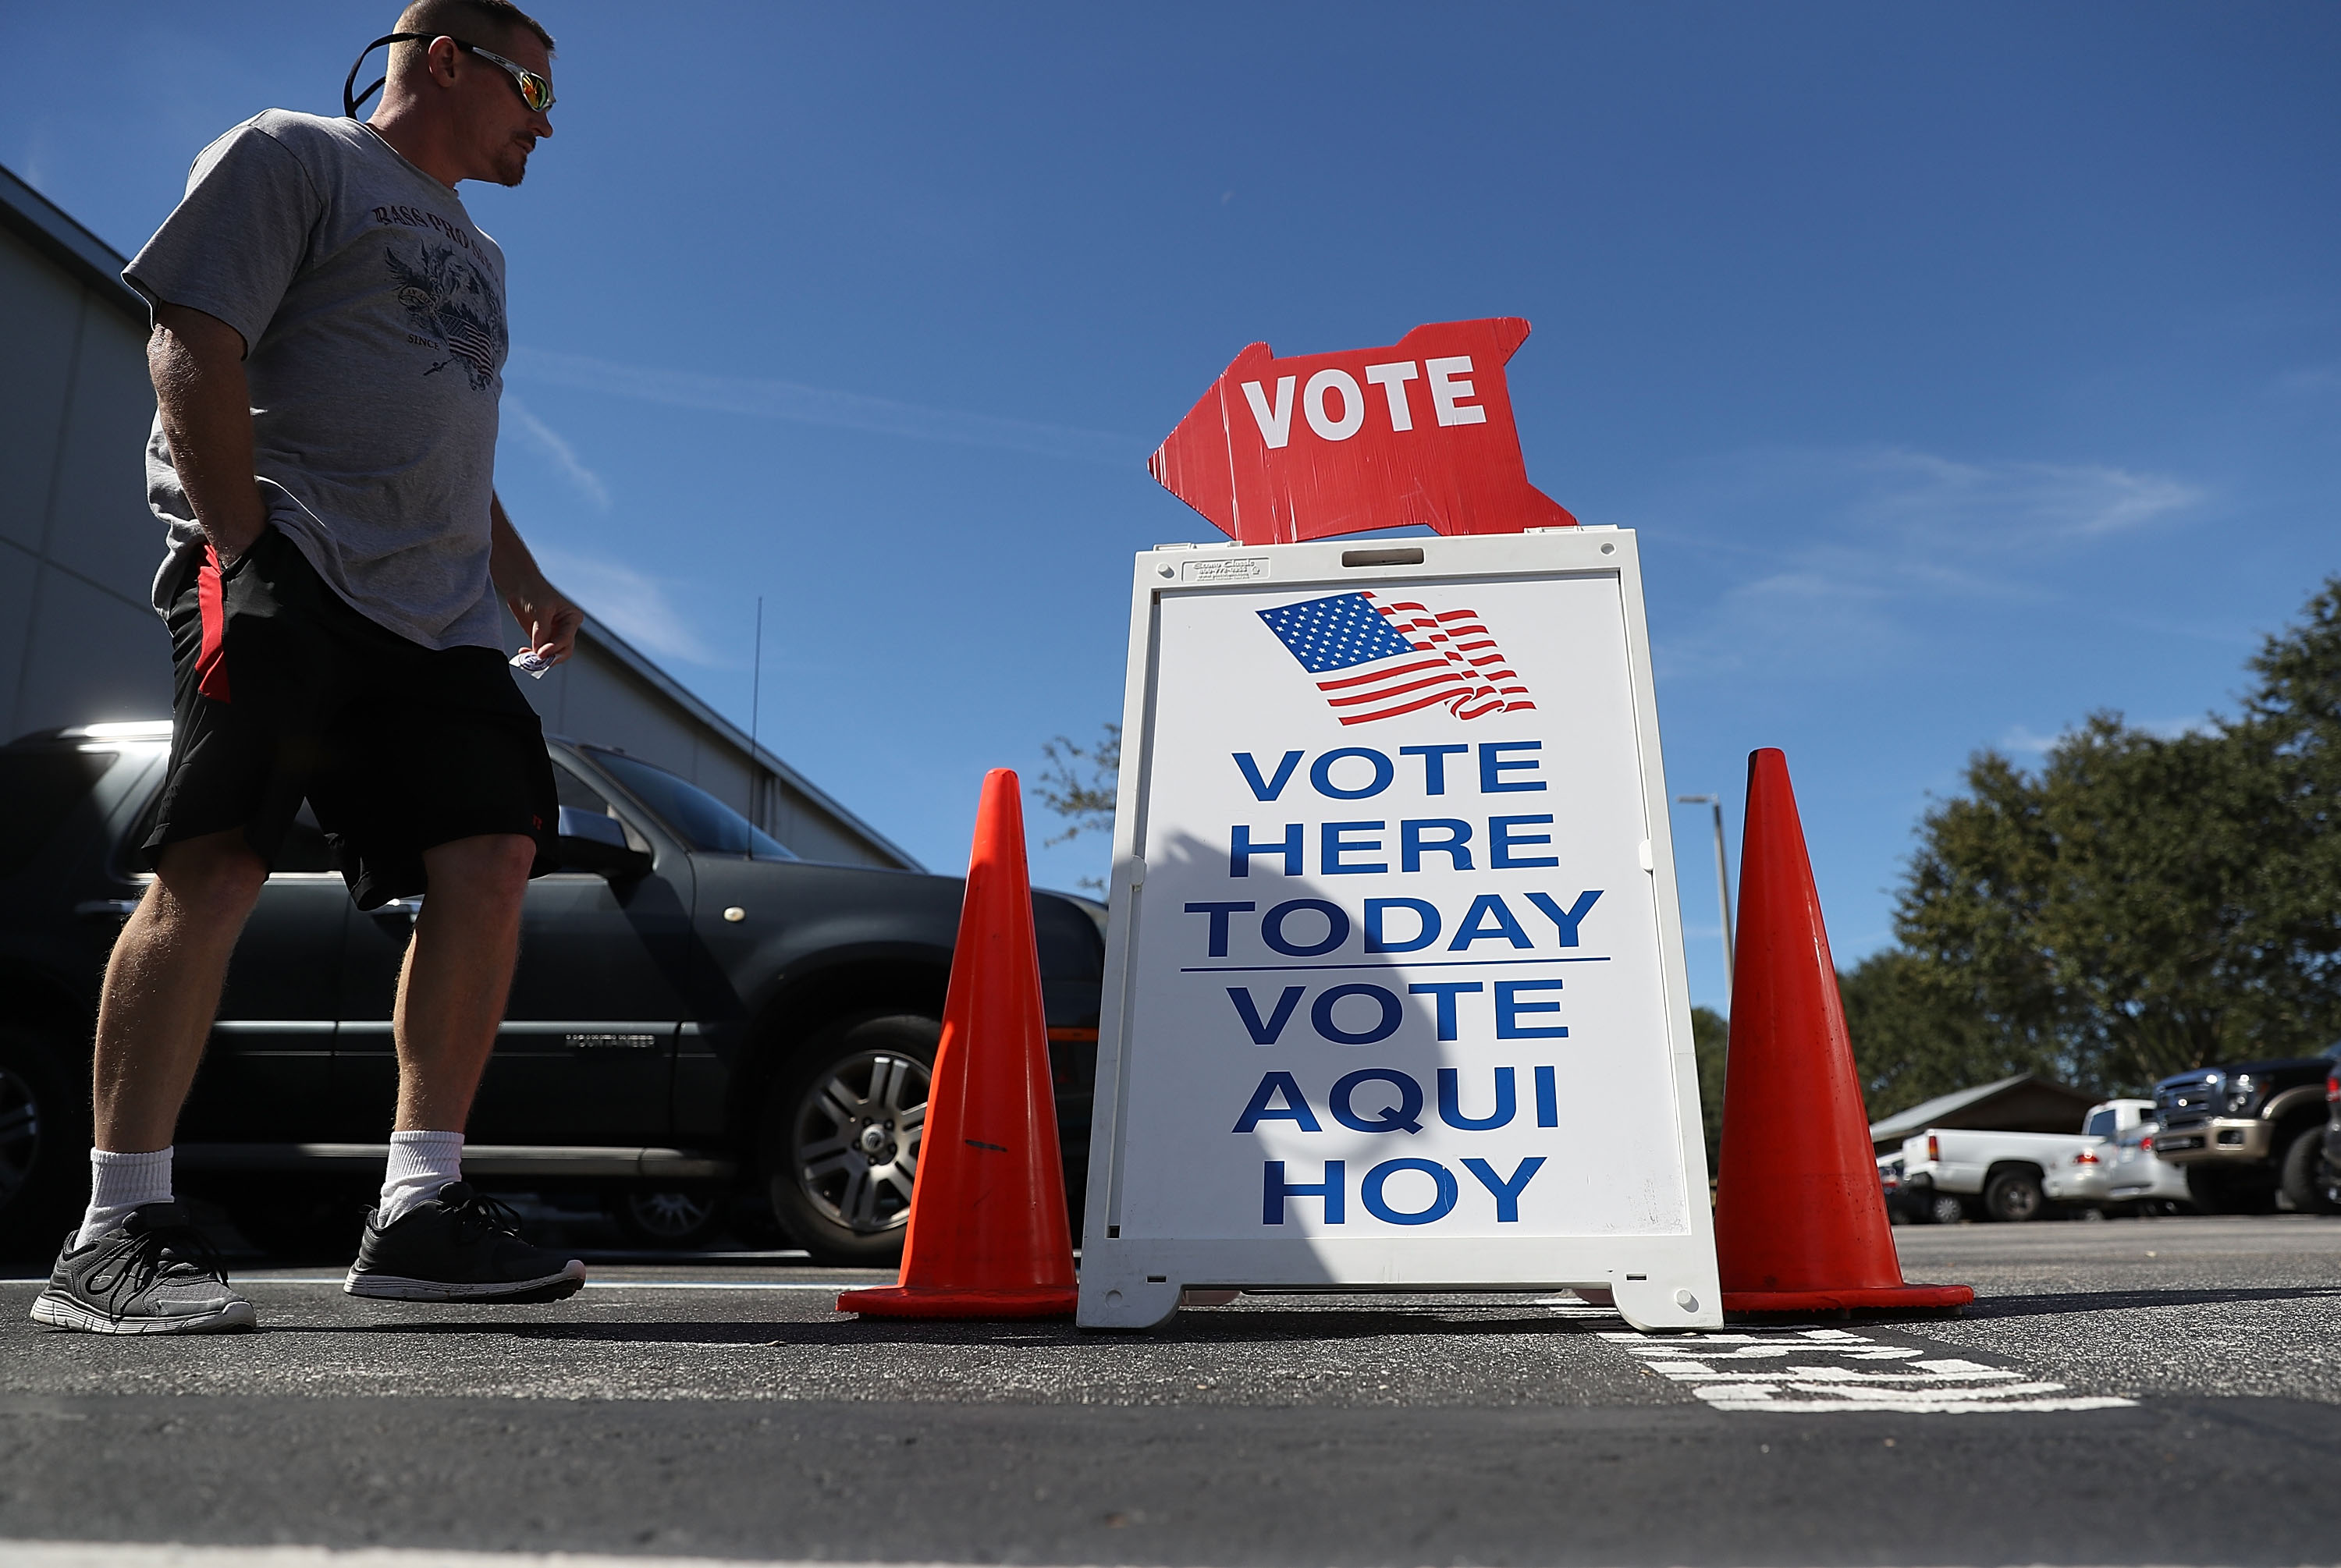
xmin=2322 ymin=1062 xmax=2341 ymax=1211
xmin=0 ymin=721 xmax=1105 ymax=1263
xmin=2152 ymin=1045 xmax=2341 ymax=1215
xmin=2103 ymin=1121 xmax=2195 ymax=1212
xmin=2041 ymin=1112 xmax=2193 ymax=1214
xmin=1899 ymin=1099 xmax=2155 ymax=1222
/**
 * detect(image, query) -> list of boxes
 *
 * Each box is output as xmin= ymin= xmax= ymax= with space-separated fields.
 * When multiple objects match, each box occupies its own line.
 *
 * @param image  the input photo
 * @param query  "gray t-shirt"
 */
xmin=126 ymin=109 xmax=508 ymax=651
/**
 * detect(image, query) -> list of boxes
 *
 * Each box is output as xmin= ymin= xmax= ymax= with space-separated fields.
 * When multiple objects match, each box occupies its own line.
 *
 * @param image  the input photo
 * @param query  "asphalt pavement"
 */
xmin=2 ymin=1214 xmax=2337 ymax=1566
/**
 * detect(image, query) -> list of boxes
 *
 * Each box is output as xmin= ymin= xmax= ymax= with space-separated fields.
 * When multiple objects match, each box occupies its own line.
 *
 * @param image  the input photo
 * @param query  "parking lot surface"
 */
xmin=3 ymin=1215 xmax=2337 ymax=1566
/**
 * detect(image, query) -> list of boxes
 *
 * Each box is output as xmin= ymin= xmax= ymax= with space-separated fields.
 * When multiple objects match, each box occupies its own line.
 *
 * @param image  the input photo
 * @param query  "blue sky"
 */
xmin=5 ymin=2 xmax=2335 ymax=1013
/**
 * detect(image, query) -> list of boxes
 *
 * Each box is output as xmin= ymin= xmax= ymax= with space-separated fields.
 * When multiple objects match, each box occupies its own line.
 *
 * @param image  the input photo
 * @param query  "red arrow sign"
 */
xmin=1148 ymin=318 xmax=1576 ymax=545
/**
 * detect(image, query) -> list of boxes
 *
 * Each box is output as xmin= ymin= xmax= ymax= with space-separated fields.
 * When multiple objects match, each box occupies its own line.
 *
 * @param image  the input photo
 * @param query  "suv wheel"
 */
xmin=762 ymin=1011 xmax=936 ymax=1266
xmin=610 ymin=1187 xmax=727 ymax=1248
xmin=0 ymin=1027 xmax=83 ymax=1259
xmin=1983 ymin=1169 xmax=2044 ymax=1222
xmin=1927 ymin=1193 xmax=1967 ymax=1226
xmin=2277 ymin=1127 xmax=2340 ymax=1216
xmin=2185 ymin=1163 xmax=2277 ymax=1215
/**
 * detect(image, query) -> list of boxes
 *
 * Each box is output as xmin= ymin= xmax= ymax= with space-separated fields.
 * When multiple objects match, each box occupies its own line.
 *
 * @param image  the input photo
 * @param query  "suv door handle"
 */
xmin=371 ymin=899 xmax=421 ymax=922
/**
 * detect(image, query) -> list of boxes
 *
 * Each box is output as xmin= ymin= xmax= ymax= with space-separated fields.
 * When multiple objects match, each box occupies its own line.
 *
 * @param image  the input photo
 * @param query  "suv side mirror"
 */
xmin=557 ymin=805 xmax=652 ymax=880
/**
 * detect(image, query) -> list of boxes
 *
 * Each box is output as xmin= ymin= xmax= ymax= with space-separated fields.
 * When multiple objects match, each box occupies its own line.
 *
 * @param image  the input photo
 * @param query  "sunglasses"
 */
xmin=344 ymin=32 xmax=556 ymax=118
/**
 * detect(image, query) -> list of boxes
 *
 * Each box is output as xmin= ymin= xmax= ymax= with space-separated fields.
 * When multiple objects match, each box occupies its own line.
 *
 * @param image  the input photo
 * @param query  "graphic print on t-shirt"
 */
xmin=386 ymin=243 xmax=506 ymax=391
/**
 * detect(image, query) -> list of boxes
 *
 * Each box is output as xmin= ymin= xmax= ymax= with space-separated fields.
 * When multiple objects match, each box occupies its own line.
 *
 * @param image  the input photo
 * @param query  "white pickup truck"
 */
xmin=1899 ymin=1099 xmax=2157 ymax=1222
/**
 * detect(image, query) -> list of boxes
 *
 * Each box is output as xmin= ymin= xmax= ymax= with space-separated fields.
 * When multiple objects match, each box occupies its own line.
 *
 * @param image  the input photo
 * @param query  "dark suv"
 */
xmin=0 ymin=721 xmax=1103 ymax=1262
xmin=2151 ymin=1044 xmax=2341 ymax=1215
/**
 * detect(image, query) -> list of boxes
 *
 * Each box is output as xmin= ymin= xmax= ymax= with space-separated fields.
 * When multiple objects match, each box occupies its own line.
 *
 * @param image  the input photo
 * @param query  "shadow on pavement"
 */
xmin=1962 ymin=1282 xmax=2341 ymax=1318
xmin=311 ymin=1305 xmax=1609 ymax=1346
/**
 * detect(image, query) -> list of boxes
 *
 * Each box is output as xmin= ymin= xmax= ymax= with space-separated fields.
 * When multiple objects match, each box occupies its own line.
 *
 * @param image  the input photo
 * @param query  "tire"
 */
xmin=1983 ymin=1169 xmax=2045 ymax=1222
xmin=762 ymin=1010 xmax=937 ymax=1266
xmin=2277 ymin=1127 xmax=2341 ymax=1216
xmin=0 ymin=1026 xmax=86 ymax=1261
xmin=1927 ymin=1193 xmax=1967 ymax=1226
xmin=609 ymin=1186 xmax=727 ymax=1249
xmin=2186 ymin=1163 xmax=2278 ymax=1215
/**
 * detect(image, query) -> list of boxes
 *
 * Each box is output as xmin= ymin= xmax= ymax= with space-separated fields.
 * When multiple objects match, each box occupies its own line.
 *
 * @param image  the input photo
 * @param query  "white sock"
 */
xmin=378 ymin=1130 xmax=464 ymax=1226
xmin=76 ymin=1148 xmax=174 ymax=1250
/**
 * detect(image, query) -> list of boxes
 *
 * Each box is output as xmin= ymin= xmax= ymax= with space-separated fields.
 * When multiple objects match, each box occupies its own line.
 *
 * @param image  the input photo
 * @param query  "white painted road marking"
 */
xmin=0 ymin=1545 xmax=1030 ymax=1568
xmin=1599 ymin=1326 xmax=2137 ymax=1414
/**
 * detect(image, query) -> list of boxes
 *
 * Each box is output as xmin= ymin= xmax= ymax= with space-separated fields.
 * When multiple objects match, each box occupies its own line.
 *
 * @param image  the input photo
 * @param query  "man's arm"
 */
xmin=489 ymin=495 xmax=584 ymax=665
xmin=149 ymin=304 xmax=268 ymax=562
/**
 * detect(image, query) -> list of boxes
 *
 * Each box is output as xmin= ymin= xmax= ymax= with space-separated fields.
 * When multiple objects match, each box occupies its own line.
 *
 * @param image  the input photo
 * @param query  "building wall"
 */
xmin=0 ymin=173 xmax=916 ymax=872
xmin=0 ymin=222 xmax=174 ymax=741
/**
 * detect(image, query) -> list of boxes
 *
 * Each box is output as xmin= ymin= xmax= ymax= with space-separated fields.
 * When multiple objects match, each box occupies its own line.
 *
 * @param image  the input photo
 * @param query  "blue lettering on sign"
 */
xmin=1449 ymin=893 xmax=1534 ymax=951
xmin=1480 ymin=740 xmax=1547 ymax=793
xmin=1399 ymin=743 xmax=1469 ymax=795
xmin=1322 ymin=821 xmax=1387 ymax=874
xmin=1364 ymin=898 xmax=1440 ymax=953
xmin=1489 ymin=814 xmax=1559 ymax=869
xmin=1310 ymin=747 xmax=1395 ymax=800
xmin=1310 ymin=984 xmax=1401 ymax=1045
xmin=1497 ymin=979 xmax=1568 ymax=1038
xmin=1231 ymin=824 xmax=1302 ymax=877
xmin=1185 ymin=901 xmax=1256 ymax=956
xmin=1461 ymin=1155 xmax=1547 ymax=1222
xmin=1263 ymin=1159 xmax=1345 ymax=1224
xmin=1437 ymin=1066 xmax=1516 ymax=1130
xmin=1255 ymin=1155 xmax=1547 ymax=1225
xmin=1360 ymin=1158 xmax=1458 ymax=1225
xmin=1525 ymin=889 xmax=1602 ymax=945
xmin=1261 ymin=899 xmax=1349 ymax=956
xmin=1329 ymin=1068 xmax=1424 ymax=1133
xmin=1227 ymin=985 xmax=1305 ymax=1045
xmin=1234 ymin=750 xmax=1304 ymax=801
xmin=1234 ymin=1072 xmax=1321 ymax=1132
xmin=1535 ymin=1063 xmax=1560 ymax=1126
xmin=1408 ymin=981 xmax=1483 ymax=1040
xmin=1401 ymin=818 xmax=1474 ymax=871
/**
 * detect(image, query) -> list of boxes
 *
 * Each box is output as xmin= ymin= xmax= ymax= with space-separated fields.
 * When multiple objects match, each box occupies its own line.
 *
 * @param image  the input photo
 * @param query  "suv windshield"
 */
xmin=582 ymin=748 xmax=798 ymax=860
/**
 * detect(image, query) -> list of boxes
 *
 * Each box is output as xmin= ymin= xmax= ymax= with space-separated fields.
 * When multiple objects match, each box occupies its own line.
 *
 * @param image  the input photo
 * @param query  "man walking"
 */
xmin=33 ymin=0 xmax=587 ymax=1333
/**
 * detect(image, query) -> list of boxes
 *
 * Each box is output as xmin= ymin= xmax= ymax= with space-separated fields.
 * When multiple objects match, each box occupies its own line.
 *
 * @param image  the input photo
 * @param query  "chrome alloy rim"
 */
xmin=794 ymin=1050 xmax=928 ymax=1233
xmin=0 ymin=1065 xmax=39 ymax=1211
xmin=624 ymin=1188 xmax=722 ymax=1240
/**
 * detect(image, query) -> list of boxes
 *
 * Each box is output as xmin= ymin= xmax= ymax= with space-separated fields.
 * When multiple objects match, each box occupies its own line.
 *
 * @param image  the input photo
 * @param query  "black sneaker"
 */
xmin=343 ymin=1182 xmax=586 ymax=1302
xmin=30 ymin=1203 xmax=256 ymax=1335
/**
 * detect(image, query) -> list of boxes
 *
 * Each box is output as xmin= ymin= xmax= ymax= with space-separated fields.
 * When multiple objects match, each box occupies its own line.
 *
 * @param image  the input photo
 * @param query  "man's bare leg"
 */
xmin=91 ymin=828 xmax=268 ymax=1153
xmin=348 ymin=830 xmax=582 ymax=1300
xmin=389 ymin=832 xmax=538 ymax=1133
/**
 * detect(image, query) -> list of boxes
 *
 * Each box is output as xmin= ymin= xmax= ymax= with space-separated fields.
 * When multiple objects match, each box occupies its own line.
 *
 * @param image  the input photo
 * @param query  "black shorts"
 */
xmin=144 ymin=526 xmax=559 ymax=910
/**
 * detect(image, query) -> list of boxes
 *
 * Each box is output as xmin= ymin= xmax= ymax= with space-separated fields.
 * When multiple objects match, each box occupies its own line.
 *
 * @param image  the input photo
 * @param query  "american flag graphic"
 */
xmin=442 ymin=314 xmax=501 ymax=385
xmin=1256 ymin=591 xmax=1536 ymax=725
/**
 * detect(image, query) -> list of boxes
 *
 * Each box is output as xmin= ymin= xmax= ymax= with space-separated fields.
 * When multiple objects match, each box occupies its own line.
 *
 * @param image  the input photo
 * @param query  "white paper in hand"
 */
xmin=510 ymin=649 xmax=551 ymax=679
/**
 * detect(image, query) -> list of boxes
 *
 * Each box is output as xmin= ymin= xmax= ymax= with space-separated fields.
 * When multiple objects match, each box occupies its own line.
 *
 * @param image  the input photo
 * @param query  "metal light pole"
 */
xmin=1675 ymin=794 xmax=1735 ymax=997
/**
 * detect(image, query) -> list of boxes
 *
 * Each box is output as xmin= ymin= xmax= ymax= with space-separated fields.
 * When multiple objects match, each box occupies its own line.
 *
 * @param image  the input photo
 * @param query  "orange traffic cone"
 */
xmin=838 ymin=769 xmax=1078 ymax=1318
xmin=1715 ymin=748 xmax=1973 ymax=1315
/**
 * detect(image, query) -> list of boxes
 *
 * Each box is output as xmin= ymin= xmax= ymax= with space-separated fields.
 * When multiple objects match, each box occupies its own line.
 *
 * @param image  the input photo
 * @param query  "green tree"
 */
xmin=1690 ymin=1005 xmax=1728 ymax=1171
xmin=1870 ymin=575 xmax=2341 ymax=1102
xmin=1034 ymin=722 xmax=1120 ymax=891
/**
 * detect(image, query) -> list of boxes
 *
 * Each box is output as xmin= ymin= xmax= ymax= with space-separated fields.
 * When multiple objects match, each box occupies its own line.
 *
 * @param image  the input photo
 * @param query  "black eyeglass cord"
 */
xmin=343 ymin=32 xmax=428 ymax=118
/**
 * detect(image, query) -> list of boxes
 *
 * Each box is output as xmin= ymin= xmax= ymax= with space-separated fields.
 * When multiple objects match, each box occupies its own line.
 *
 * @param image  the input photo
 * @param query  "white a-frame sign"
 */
xmin=1078 ymin=528 xmax=1721 ymax=1332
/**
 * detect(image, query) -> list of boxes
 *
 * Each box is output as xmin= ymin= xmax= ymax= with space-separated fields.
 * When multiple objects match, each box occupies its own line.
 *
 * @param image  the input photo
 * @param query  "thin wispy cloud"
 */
xmin=506 ymin=346 xmax=1139 ymax=465
xmin=1853 ymin=449 xmax=2203 ymax=541
xmin=533 ymin=548 xmax=721 ymax=666
xmin=502 ymin=395 xmax=609 ymax=511
xmin=1649 ymin=443 xmax=2210 ymax=674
